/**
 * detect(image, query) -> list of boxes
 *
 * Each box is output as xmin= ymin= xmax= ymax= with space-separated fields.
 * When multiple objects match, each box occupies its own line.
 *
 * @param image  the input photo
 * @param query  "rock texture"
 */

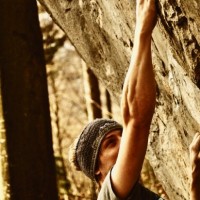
xmin=38 ymin=0 xmax=200 ymax=199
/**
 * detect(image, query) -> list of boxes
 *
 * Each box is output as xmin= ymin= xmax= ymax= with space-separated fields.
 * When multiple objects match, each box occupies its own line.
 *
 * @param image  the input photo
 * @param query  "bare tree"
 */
xmin=0 ymin=80 xmax=9 ymax=200
xmin=82 ymin=61 xmax=102 ymax=121
xmin=0 ymin=0 xmax=58 ymax=199
xmin=105 ymin=90 xmax=112 ymax=119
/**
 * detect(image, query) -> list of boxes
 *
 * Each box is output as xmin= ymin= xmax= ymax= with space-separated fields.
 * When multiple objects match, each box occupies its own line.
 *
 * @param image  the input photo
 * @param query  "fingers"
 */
xmin=190 ymin=133 xmax=200 ymax=168
xmin=135 ymin=0 xmax=157 ymax=34
xmin=136 ymin=0 xmax=155 ymax=7
xmin=194 ymin=132 xmax=200 ymax=141
xmin=136 ymin=0 xmax=155 ymax=4
xmin=190 ymin=132 xmax=200 ymax=153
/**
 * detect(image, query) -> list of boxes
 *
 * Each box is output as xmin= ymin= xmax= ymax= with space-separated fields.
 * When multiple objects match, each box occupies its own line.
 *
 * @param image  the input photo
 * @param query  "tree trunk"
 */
xmin=0 ymin=1 xmax=58 ymax=199
xmin=38 ymin=0 xmax=200 ymax=199
xmin=82 ymin=60 xmax=102 ymax=121
xmin=105 ymin=90 xmax=112 ymax=119
xmin=0 ymin=80 xmax=9 ymax=200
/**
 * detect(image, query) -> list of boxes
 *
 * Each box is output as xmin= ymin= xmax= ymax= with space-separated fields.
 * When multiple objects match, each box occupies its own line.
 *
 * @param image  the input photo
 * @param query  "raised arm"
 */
xmin=190 ymin=132 xmax=200 ymax=200
xmin=111 ymin=0 xmax=157 ymax=198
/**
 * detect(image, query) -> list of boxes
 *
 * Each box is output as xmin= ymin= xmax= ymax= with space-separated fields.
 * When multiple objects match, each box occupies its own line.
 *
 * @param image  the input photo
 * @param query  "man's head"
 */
xmin=95 ymin=128 xmax=122 ymax=184
xmin=68 ymin=118 xmax=122 ymax=182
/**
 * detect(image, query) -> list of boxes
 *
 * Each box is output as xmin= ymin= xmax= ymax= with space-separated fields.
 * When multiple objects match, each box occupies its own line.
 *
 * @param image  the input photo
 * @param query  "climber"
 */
xmin=68 ymin=0 xmax=162 ymax=199
xmin=68 ymin=0 xmax=200 ymax=199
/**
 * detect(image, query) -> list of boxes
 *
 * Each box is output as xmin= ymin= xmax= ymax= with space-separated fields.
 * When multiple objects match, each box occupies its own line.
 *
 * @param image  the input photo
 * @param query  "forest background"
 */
xmin=0 ymin=1 xmax=166 ymax=200
xmin=39 ymin=4 xmax=167 ymax=200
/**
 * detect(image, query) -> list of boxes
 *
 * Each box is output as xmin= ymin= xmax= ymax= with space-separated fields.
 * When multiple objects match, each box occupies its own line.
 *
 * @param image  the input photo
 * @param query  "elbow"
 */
xmin=123 ymin=98 xmax=155 ymax=128
xmin=121 ymin=85 xmax=156 ymax=128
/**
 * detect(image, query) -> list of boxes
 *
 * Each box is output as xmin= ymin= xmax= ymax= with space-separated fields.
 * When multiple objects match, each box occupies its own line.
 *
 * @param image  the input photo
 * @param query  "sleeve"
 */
xmin=97 ymin=169 xmax=164 ymax=200
xmin=97 ymin=170 xmax=120 ymax=200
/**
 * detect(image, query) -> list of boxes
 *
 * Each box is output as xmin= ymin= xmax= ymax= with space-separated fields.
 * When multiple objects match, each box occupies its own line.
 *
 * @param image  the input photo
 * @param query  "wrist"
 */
xmin=134 ymin=30 xmax=152 ymax=48
xmin=134 ymin=27 xmax=152 ymax=41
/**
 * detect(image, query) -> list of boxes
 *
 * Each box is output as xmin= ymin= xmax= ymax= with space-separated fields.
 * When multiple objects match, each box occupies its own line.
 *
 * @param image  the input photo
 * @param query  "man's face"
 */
xmin=95 ymin=129 xmax=122 ymax=182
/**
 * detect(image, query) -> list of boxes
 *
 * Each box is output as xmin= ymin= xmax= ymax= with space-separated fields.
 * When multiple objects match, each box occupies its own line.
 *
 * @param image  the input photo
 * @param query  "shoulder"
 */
xmin=97 ymin=168 xmax=163 ymax=200
xmin=98 ymin=170 xmax=120 ymax=200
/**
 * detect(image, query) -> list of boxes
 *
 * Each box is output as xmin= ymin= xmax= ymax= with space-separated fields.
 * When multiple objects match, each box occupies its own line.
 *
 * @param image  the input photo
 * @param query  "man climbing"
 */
xmin=68 ymin=0 xmax=200 ymax=199
xmin=69 ymin=0 xmax=162 ymax=199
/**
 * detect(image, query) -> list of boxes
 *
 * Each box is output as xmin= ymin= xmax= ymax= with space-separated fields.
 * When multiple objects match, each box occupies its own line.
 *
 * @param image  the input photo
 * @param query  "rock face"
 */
xmin=38 ymin=0 xmax=200 ymax=199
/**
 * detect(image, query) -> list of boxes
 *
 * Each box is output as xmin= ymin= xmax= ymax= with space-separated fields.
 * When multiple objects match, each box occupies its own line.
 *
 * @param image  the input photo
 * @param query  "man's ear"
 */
xmin=95 ymin=168 xmax=101 ymax=176
xmin=95 ymin=168 xmax=102 ymax=182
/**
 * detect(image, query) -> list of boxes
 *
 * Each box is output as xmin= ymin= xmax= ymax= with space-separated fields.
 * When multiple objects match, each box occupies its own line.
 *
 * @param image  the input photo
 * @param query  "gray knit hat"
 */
xmin=68 ymin=118 xmax=122 ymax=181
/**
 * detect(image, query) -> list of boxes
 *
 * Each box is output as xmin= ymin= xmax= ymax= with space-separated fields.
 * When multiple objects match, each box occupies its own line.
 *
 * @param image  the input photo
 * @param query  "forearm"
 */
xmin=121 ymin=0 xmax=157 ymax=127
xmin=122 ymin=31 xmax=156 ymax=126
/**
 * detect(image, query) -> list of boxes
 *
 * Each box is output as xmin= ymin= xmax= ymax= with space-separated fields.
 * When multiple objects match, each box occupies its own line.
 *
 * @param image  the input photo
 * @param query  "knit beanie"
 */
xmin=68 ymin=118 xmax=122 ymax=181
